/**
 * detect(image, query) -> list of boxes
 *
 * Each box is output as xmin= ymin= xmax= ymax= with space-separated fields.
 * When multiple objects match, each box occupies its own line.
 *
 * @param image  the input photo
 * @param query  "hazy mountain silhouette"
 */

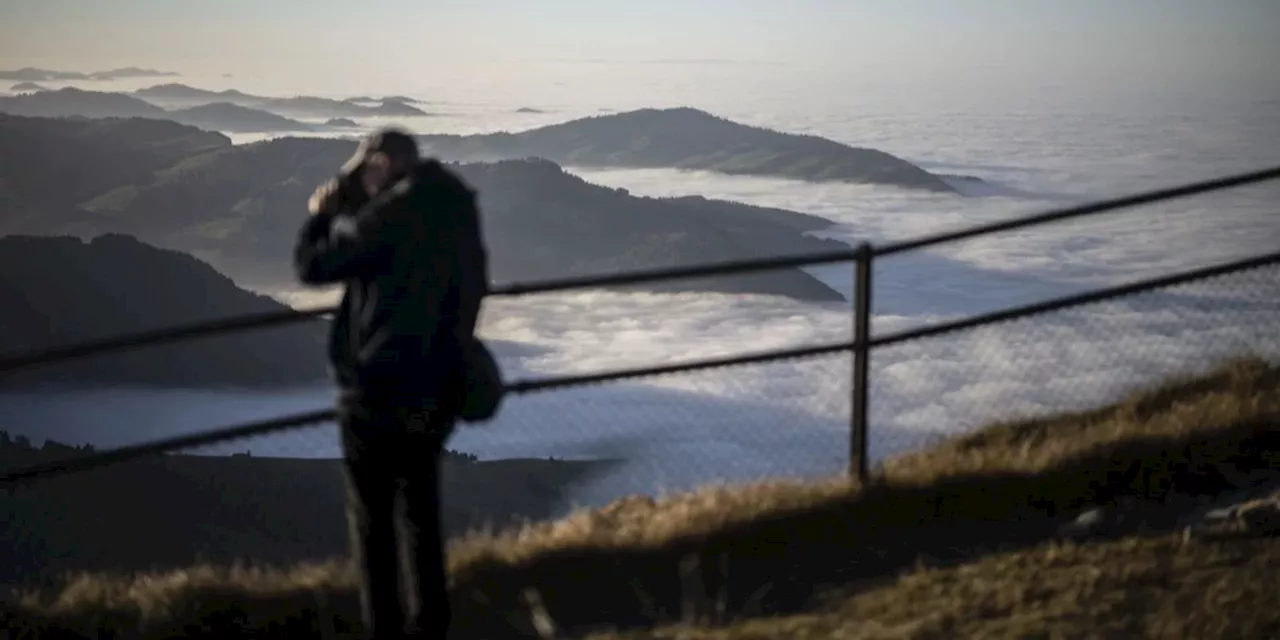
xmin=345 ymin=94 xmax=425 ymax=105
xmin=134 ymin=83 xmax=430 ymax=118
xmin=0 ymin=68 xmax=89 ymax=82
xmin=0 ymin=87 xmax=167 ymax=118
xmin=166 ymin=102 xmax=317 ymax=133
xmin=325 ymin=117 xmax=359 ymax=128
xmin=0 ymin=66 xmax=177 ymax=81
xmin=0 ymin=113 xmax=228 ymax=223
xmin=0 ymin=234 xmax=331 ymax=388
xmin=10 ymin=82 xmax=46 ymax=92
xmin=416 ymin=107 xmax=958 ymax=192
xmin=90 ymin=67 xmax=180 ymax=80
xmin=0 ymin=89 xmax=339 ymax=133
xmin=0 ymin=93 xmax=958 ymax=193
xmin=137 ymin=84 xmax=257 ymax=101
xmin=0 ymin=114 xmax=847 ymax=301
xmin=0 ymin=85 xmax=429 ymax=122
xmin=0 ymin=67 xmax=178 ymax=81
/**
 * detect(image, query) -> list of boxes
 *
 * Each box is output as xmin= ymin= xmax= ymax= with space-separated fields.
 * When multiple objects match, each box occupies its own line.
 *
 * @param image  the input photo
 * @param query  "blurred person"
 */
xmin=294 ymin=127 xmax=500 ymax=639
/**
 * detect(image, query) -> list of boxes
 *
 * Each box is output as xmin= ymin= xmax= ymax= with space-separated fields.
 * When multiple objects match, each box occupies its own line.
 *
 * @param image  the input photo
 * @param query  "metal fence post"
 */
xmin=850 ymin=242 xmax=873 ymax=484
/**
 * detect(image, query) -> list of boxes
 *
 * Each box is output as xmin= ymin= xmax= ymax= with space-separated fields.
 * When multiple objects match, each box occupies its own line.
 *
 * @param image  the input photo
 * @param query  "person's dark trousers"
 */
xmin=339 ymin=392 xmax=455 ymax=639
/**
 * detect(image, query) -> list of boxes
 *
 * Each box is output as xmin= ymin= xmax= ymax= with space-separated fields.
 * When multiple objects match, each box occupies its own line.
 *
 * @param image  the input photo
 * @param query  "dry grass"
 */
xmin=5 ymin=357 xmax=1278 ymax=639
xmin=594 ymin=533 xmax=1280 ymax=640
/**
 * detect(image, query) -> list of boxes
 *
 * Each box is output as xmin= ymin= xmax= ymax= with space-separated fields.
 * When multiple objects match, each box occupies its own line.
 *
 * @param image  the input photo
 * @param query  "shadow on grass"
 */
xmin=447 ymin=358 xmax=1280 ymax=637
xmin=5 ymin=358 xmax=1279 ymax=639
xmin=452 ymin=431 xmax=1276 ymax=637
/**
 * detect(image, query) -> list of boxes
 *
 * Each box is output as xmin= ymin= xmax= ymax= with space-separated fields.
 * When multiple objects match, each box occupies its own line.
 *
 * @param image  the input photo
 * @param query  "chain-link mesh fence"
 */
xmin=0 ymin=319 xmax=340 ymax=587
xmin=868 ymin=260 xmax=1280 ymax=460
xmin=0 ymin=421 xmax=339 ymax=588
xmin=1 ymin=251 xmax=1277 ymax=588
xmin=0 ymin=318 xmax=852 ymax=586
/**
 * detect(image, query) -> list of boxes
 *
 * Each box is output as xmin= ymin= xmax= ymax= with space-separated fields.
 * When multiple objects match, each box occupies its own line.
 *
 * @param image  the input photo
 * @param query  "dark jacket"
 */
xmin=294 ymin=160 xmax=488 ymax=406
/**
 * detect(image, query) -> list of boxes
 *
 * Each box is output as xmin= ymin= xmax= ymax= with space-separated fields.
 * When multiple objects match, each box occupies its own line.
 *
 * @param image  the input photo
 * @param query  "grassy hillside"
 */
xmin=4 ymin=356 xmax=1277 ymax=638
xmin=598 ymin=534 xmax=1280 ymax=639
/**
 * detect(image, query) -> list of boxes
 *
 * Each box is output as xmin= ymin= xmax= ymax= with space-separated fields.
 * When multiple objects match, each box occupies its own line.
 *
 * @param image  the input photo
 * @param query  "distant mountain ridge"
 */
xmin=344 ymin=94 xmax=426 ymax=105
xmin=0 ymin=85 xmax=428 ymax=131
xmin=0 ymin=112 xmax=230 ymax=222
xmin=0 ymin=67 xmax=178 ymax=81
xmin=167 ymin=102 xmax=318 ymax=133
xmin=2 ymin=85 xmax=963 ymax=193
xmin=0 ymin=88 xmax=320 ymax=133
xmin=134 ymin=83 xmax=429 ymax=118
xmin=0 ymin=88 xmax=168 ymax=119
xmin=0 ymin=233 xmax=330 ymax=388
xmin=417 ymin=107 xmax=958 ymax=192
xmin=0 ymin=114 xmax=848 ymax=302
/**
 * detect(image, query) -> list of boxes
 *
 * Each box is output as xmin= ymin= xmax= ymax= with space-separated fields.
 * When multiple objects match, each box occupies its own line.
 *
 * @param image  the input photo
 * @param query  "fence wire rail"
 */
xmin=3 ymin=164 xmax=1277 ymax=381
xmin=2 ymin=164 xmax=1279 ymax=487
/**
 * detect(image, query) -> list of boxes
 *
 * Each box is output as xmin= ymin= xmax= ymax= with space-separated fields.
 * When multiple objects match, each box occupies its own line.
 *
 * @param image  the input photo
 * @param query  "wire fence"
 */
xmin=0 ymin=165 xmax=1278 ymax=582
xmin=4 ymin=164 xmax=1277 ymax=381
xmin=869 ymin=260 xmax=1280 ymax=460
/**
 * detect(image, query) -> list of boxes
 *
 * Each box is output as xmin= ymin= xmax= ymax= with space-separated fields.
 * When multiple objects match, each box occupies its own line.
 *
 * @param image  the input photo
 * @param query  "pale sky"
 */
xmin=2 ymin=1 xmax=1278 ymax=85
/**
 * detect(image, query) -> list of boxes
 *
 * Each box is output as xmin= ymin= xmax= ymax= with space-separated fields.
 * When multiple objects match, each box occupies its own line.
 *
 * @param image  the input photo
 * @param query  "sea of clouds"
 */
xmin=2 ymin=70 xmax=1278 ymax=511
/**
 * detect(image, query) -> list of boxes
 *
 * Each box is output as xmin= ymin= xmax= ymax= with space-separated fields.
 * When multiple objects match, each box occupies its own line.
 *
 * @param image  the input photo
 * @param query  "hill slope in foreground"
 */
xmin=6 ymin=357 xmax=1278 ymax=638
xmin=418 ymin=107 xmax=958 ymax=192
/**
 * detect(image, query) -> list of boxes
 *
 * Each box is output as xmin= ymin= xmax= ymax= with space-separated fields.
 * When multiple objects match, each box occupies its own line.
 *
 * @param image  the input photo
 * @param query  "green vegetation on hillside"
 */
xmin=5 ymin=357 xmax=1276 ymax=639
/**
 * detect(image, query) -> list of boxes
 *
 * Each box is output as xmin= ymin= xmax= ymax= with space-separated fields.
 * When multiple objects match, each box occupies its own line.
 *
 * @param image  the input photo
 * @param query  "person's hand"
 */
xmin=307 ymin=178 xmax=343 ymax=216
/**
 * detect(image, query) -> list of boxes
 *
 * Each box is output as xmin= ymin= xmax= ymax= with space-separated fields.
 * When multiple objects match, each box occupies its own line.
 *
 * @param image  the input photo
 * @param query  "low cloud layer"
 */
xmin=4 ymin=100 xmax=1278 ymax=512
